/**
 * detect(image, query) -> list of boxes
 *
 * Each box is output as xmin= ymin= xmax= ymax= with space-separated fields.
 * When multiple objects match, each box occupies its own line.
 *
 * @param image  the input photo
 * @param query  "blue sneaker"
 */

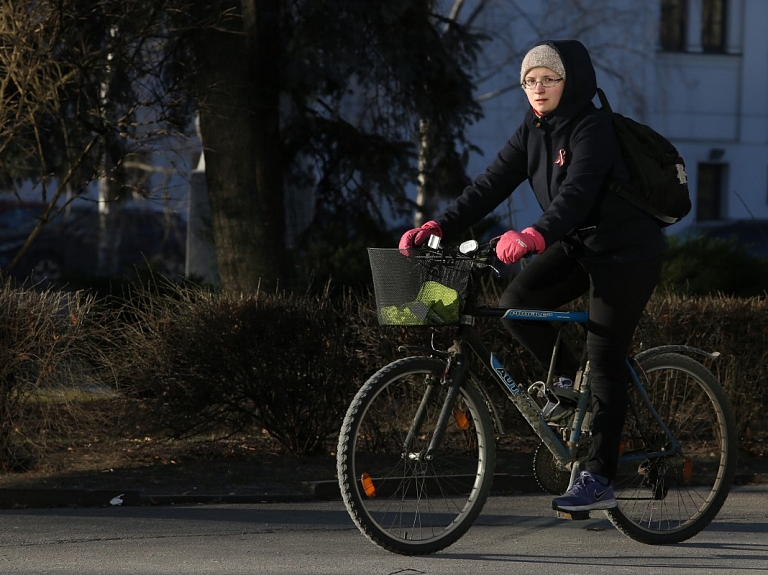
xmin=552 ymin=471 xmax=617 ymax=511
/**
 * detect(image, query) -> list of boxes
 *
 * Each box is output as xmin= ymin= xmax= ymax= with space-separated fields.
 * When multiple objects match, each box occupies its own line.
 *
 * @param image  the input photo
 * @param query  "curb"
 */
xmin=0 ymin=488 xmax=315 ymax=509
xmin=0 ymin=473 xmax=539 ymax=509
xmin=0 ymin=472 xmax=764 ymax=510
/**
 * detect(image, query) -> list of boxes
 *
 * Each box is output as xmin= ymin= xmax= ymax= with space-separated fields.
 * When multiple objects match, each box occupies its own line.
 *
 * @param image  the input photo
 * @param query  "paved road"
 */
xmin=1 ymin=486 xmax=766 ymax=574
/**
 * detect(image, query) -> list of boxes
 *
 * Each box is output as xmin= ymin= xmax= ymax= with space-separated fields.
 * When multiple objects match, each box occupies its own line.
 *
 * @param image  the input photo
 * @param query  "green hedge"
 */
xmin=662 ymin=235 xmax=768 ymax=297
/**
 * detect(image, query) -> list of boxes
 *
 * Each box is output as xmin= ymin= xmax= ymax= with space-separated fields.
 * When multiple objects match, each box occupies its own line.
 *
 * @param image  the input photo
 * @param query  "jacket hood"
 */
xmin=528 ymin=39 xmax=597 ymax=127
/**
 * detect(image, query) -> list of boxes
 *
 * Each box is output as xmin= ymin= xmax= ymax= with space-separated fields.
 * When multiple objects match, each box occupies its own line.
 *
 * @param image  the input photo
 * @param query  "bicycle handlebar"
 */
xmin=416 ymin=235 xmax=501 ymax=278
xmin=420 ymin=235 xmax=498 ymax=259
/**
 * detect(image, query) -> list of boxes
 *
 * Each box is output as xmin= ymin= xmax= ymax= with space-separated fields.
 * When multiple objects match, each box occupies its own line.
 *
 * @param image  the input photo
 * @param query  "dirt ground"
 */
xmin=0 ymin=436 xmax=545 ymax=497
xmin=0 ymin=435 xmax=339 ymax=497
xmin=0 ymin=431 xmax=765 ymax=498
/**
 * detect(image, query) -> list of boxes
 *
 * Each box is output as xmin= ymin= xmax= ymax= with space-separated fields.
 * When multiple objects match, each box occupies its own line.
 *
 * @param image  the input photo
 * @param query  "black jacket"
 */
xmin=436 ymin=39 xmax=666 ymax=263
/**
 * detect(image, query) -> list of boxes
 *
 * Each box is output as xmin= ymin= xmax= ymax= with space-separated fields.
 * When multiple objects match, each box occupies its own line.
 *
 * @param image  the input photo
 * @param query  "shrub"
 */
xmin=0 ymin=281 xmax=112 ymax=470
xmin=116 ymin=281 xmax=369 ymax=455
xmin=638 ymin=293 xmax=768 ymax=436
xmin=662 ymin=235 xmax=768 ymax=296
xmin=110 ymin=279 xmax=768 ymax=457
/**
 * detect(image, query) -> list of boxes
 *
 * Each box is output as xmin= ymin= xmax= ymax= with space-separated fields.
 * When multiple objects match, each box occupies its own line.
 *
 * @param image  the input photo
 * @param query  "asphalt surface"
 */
xmin=2 ymin=487 xmax=767 ymax=574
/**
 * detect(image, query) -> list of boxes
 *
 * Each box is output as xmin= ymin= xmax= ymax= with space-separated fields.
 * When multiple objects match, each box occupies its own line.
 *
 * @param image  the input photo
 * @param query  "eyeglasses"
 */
xmin=521 ymin=77 xmax=563 ymax=90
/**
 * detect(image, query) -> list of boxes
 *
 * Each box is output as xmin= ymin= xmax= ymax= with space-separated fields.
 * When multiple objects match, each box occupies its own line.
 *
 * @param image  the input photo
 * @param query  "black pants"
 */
xmin=499 ymin=242 xmax=663 ymax=479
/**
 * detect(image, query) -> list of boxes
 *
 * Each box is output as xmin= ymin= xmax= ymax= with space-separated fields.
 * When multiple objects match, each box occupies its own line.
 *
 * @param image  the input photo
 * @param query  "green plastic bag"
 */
xmin=380 ymin=281 xmax=460 ymax=325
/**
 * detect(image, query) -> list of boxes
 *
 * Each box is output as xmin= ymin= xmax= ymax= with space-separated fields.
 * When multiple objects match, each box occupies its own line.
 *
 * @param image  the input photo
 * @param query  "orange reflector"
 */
xmin=682 ymin=458 xmax=693 ymax=484
xmin=618 ymin=441 xmax=626 ymax=457
xmin=361 ymin=472 xmax=376 ymax=498
xmin=453 ymin=408 xmax=469 ymax=430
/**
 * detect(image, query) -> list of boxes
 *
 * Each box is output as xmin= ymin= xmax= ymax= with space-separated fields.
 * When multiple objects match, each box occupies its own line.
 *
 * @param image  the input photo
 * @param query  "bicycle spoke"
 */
xmin=607 ymin=353 xmax=736 ymax=544
xmin=337 ymin=357 xmax=494 ymax=554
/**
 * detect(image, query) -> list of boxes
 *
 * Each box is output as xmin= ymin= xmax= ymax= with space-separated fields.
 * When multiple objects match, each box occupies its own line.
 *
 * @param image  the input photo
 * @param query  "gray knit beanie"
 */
xmin=520 ymin=44 xmax=566 ymax=84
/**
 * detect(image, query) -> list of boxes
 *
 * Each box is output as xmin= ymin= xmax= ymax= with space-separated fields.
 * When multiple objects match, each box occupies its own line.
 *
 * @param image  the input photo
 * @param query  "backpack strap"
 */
xmin=608 ymin=180 xmax=677 ymax=223
xmin=596 ymin=87 xmax=612 ymax=114
xmin=567 ymin=88 xmax=609 ymax=145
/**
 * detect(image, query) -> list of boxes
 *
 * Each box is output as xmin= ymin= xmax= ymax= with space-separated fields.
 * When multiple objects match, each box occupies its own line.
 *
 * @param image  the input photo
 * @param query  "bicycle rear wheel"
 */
xmin=337 ymin=356 xmax=495 ymax=555
xmin=607 ymin=352 xmax=737 ymax=544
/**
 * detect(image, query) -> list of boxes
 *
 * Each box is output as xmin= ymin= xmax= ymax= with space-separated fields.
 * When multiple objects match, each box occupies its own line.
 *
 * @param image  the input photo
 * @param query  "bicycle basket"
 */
xmin=367 ymin=248 xmax=474 ymax=326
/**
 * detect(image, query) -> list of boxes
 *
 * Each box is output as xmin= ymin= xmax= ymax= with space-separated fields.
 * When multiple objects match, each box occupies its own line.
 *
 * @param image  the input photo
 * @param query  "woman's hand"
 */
xmin=495 ymin=227 xmax=545 ymax=264
xmin=398 ymin=221 xmax=443 ymax=250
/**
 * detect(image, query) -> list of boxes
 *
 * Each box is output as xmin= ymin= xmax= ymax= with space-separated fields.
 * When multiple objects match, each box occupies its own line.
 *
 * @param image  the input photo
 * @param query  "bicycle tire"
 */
xmin=337 ymin=356 xmax=496 ymax=555
xmin=607 ymin=352 xmax=737 ymax=544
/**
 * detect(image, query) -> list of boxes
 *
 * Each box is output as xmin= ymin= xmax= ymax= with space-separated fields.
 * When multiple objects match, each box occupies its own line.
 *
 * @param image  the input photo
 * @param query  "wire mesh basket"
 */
xmin=368 ymin=248 xmax=474 ymax=326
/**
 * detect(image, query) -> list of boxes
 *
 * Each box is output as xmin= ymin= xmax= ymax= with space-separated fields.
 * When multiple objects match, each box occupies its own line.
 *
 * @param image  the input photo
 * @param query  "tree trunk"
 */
xmin=414 ymin=119 xmax=439 ymax=227
xmin=191 ymin=0 xmax=286 ymax=293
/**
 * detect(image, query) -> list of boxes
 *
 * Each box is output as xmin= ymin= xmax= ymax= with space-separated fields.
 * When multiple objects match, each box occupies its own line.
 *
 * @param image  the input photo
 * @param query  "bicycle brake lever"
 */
xmin=474 ymin=260 xmax=501 ymax=278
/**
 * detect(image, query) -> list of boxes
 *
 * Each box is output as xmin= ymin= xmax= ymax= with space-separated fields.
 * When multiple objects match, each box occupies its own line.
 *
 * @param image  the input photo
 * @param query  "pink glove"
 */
xmin=495 ymin=227 xmax=546 ymax=264
xmin=398 ymin=220 xmax=443 ymax=250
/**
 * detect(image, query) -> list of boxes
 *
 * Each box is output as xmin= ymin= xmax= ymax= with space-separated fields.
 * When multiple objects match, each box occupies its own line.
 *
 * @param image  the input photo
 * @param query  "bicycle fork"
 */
xmin=402 ymin=341 xmax=469 ymax=463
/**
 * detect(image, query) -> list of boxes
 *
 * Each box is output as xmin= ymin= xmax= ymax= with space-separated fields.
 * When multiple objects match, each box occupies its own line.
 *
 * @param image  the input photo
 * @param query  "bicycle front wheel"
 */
xmin=337 ymin=356 xmax=496 ymax=555
xmin=607 ymin=352 xmax=737 ymax=544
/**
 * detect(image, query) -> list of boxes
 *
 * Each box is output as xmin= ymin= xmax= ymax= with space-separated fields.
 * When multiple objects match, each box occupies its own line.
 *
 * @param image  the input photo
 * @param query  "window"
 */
xmin=696 ymin=163 xmax=727 ymax=221
xmin=660 ymin=0 xmax=686 ymax=51
xmin=659 ymin=0 xmax=729 ymax=53
xmin=702 ymin=0 xmax=727 ymax=52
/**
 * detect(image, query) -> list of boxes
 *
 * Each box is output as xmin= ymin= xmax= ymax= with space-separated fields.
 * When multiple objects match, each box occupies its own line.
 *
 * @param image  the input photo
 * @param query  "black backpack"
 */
xmin=589 ymin=88 xmax=692 ymax=226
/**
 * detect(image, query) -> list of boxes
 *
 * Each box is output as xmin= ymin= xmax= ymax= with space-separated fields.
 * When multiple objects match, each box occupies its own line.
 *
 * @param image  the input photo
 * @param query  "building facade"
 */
xmin=461 ymin=0 xmax=768 ymax=232
xmin=654 ymin=0 xmax=768 ymax=224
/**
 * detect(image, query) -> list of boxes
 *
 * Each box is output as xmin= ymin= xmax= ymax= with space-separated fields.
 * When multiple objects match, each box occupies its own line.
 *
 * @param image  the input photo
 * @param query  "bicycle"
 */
xmin=336 ymin=238 xmax=737 ymax=555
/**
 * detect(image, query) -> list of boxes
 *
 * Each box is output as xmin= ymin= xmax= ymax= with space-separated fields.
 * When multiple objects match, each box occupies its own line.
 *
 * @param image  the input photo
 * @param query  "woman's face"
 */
xmin=523 ymin=66 xmax=565 ymax=116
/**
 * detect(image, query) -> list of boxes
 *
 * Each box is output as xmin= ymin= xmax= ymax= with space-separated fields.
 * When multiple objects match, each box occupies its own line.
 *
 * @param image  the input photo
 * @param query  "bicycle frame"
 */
xmin=418 ymin=306 xmax=684 ymax=478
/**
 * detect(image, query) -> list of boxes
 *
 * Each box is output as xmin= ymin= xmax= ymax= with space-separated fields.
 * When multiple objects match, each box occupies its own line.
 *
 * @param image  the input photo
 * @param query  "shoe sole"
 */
xmin=552 ymin=500 xmax=617 ymax=512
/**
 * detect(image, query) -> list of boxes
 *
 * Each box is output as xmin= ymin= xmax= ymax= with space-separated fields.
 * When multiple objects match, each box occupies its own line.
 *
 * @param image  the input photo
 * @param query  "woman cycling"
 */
xmin=399 ymin=39 xmax=665 ymax=513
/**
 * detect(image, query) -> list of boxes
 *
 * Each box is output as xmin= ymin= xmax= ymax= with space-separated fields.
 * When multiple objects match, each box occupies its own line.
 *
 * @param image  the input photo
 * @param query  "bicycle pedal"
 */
xmin=555 ymin=509 xmax=591 ymax=521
